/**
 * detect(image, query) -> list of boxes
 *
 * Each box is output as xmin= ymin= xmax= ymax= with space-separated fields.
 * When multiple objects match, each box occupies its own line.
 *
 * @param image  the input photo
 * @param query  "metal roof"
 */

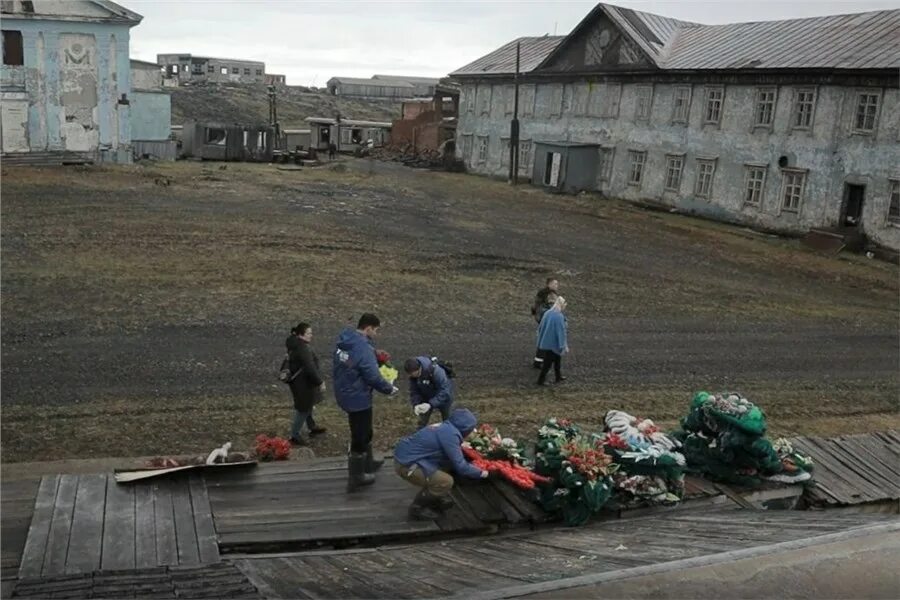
xmin=372 ymin=74 xmax=440 ymax=85
xmin=305 ymin=117 xmax=393 ymax=128
xmin=450 ymin=36 xmax=565 ymax=76
xmin=327 ymin=76 xmax=414 ymax=88
xmin=662 ymin=9 xmax=900 ymax=70
xmin=452 ymin=3 xmax=900 ymax=76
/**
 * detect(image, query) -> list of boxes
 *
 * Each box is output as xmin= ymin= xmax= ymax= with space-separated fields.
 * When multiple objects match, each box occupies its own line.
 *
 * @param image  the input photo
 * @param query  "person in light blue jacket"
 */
xmin=394 ymin=408 xmax=489 ymax=520
xmin=536 ymin=296 xmax=568 ymax=386
xmin=333 ymin=313 xmax=398 ymax=492
xmin=404 ymin=356 xmax=454 ymax=429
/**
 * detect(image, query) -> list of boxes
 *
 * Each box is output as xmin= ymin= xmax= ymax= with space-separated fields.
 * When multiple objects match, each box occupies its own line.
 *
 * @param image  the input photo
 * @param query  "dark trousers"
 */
xmin=347 ymin=407 xmax=373 ymax=453
xmin=417 ymin=402 xmax=453 ymax=429
xmin=537 ymin=350 xmax=562 ymax=384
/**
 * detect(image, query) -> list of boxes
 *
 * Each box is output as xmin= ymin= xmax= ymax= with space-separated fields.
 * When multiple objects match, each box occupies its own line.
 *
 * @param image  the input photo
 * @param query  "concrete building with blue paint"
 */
xmin=1 ymin=0 xmax=143 ymax=163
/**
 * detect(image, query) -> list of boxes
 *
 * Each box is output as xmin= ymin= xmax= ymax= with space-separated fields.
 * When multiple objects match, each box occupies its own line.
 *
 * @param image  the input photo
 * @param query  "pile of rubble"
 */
xmin=368 ymin=144 xmax=465 ymax=171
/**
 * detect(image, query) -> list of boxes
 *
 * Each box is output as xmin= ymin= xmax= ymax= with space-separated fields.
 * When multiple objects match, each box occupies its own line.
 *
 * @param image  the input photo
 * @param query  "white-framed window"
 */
xmin=635 ymin=85 xmax=653 ymax=121
xmin=504 ymin=86 xmax=514 ymax=115
xmin=695 ymin=158 xmax=717 ymax=198
xmin=220 ymin=66 xmax=228 ymax=75
xmin=664 ymin=154 xmax=684 ymax=191
xmin=500 ymin=137 xmax=510 ymax=167
xmin=573 ymin=83 xmax=590 ymax=116
xmin=672 ymin=86 xmax=691 ymax=123
xmin=478 ymin=85 xmax=492 ymax=115
xmin=888 ymin=179 xmax=900 ymax=224
xmin=520 ymin=85 xmax=535 ymax=117
xmin=744 ymin=165 xmax=767 ymax=206
xmin=460 ymin=134 xmax=473 ymax=161
xmin=518 ymin=139 xmax=533 ymax=173
xmin=602 ymin=83 xmax=621 ymax=118
xmin=598 ymin=146 xmax=615 ymax=183
xmin=476 ymin=135 xmax=489 ymax=162
xmin=704 ymin=87 xmax=724 ymax=124
xmin=792 ymin=87 xmax=816 ymax=129
xmin=781 ymin=170 xmax=806 ymax=212
xmin=854 ymin=92 xmax=880 ymax=133
xmin=628 ymin=150 xmax=646 ymax=186
xmin=464 ymin=87 xmax=475 ymax=113
xmin=754 ymin=88 xmax=776 ymax=127
xmin=169 ymin=65 xmax=179 ymax=74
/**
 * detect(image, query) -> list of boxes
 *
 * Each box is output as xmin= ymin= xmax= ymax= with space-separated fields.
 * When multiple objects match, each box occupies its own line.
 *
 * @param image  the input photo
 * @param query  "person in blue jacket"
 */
xmin=536 ymin=296 xmax=568 ymax=386
xmin=393 ymin=408 xmax=489 ymax=520
xmin=333 ymin=313 xmax=399 ymax=492
xmin=404 ymin=356 xmax=454 ymax=429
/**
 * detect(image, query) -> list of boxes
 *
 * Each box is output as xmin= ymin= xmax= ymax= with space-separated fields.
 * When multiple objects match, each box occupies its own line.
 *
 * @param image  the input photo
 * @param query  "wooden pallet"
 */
xmin=18 ymin=473 xmax=219 ymax=578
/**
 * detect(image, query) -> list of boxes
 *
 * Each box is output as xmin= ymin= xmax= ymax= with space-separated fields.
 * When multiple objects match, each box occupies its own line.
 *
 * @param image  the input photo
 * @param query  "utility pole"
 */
xmin=509 ymin=41 xmax=521 ymax=185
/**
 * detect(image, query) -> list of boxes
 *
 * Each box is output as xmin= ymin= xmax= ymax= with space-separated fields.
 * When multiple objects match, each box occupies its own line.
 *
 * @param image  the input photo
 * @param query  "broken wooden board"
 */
xmin=114 ymin=460 xmax=257 ymax=483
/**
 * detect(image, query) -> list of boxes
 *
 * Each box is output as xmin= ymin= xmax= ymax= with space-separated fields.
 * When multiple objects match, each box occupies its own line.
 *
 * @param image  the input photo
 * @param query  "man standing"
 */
xmin=404 ymin=357 xmax=454 ymax=429
xmin=333 ymin=313 xmax=398 ymax=492
xmin=393 ymin=408 xmax=489 ymax=520
xmin=531 ymin=277 xmax=560 ymax=368
xmin=537 ymin=296 xmax=568 ymax=386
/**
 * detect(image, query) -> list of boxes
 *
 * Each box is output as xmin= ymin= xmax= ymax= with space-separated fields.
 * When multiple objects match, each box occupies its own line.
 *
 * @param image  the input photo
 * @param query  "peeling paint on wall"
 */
xmin=58 ymin=33 xmax=98 ymax=152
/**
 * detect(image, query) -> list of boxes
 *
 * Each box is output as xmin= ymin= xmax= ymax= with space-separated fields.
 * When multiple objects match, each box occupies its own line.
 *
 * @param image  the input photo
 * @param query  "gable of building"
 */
xmin=450 ymin=36 xmax=565 ymax=77
xmin=0 ymin=0 xmax=142 ymax=24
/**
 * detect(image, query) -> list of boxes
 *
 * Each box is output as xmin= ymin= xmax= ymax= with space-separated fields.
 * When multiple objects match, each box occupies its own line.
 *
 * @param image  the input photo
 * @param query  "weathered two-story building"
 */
xmin=1 ymin=0 xmax=143 ymax=163
xmin=156 ymin=53 xmax=269 ymax=85
xmin=451 ymin=3 xmax=900 ymax=251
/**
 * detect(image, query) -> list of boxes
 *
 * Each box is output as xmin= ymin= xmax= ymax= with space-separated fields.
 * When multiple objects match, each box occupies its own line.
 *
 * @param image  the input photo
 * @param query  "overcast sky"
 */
xmin=125 ymin=0 xmax=900 ymax=86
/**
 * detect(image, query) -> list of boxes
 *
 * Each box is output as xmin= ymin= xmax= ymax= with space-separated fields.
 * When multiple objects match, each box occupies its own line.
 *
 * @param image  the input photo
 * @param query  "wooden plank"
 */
xmin=114 ymin=460 xmax=256 ymax=484
xmin=101 ymin=475 xmax=136 ymax=571
xmin=234 ymin=558 xmax=316 ymax=600
xmin=170 ymin=477 xmax=200 ymax=566
xmin=218 ymin=515 xmax=440 ymax=546
xmin=841 ymin=438 xmax=900 ymax=485
xmin=189 ymin=475 xmax=219 ymax=564
xmin=821 ymin=438 xmax=899 ymax=493
xmin=18 ymin=475 xmax=60 ymax=578
xmin=134 ymin=482 xmax=156 ymax=568
xmin=65 ymin=474 xmax=108 ymax=574
xmin=492 ymin=480 xmax=551 ymax=524
xmin=803 ymin=437 xmax=884 ymax=502
xmin=41 ymin=474 xmax=79 ymax=577
xmin=290 ymin=555 xmax=376 ymax=598
xmin=153 ymin=480 xmax=178 ymax=566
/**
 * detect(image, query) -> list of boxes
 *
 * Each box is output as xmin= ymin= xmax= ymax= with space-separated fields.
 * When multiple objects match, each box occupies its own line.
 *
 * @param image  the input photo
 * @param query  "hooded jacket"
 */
xmin=409 ymin=356 xmax=453 ymax=409
xmin=286 ymin=335 xmax=324 ymax=412
xmin=332 ymin=327 xmax=394 ymax=413
xmin=537 ymin=308 xmax=567 ymax=354
xmin=393 ymin=408 xmax=483 ymax=479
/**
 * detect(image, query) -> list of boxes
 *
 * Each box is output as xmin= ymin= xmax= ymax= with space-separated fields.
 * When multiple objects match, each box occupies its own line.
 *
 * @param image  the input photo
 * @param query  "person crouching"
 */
xmin=393 ymin=408 xmax=489 ymax=520
xmin=404 ymin=356 xmax=454 ymax=429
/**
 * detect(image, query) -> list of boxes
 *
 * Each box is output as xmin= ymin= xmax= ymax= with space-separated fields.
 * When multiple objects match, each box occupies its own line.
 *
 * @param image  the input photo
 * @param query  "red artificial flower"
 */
xmin=375 ymin=350 xmax=392 ymax=365
xmin=461 ymin=446 xmax=551 ymax=489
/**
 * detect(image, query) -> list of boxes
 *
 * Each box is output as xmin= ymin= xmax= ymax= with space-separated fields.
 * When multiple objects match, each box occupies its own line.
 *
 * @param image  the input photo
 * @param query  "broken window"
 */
xmin=744 ymin=165 xmax=767 ymax=206
xmin=703 ymin=87 xmax=724 ymax=124
xmin=754 ymin=88 xmax=776 ymax=127
xmin=2 ymin=30 xmax=23 ymax=66
xmin=170 ymin=64 xmax=179 ymax=74
xmin=231 ymin=67 xmax=239 ymax=74
xmin=205 ymin=128 xmax=227 ymax=145
xmin=627 ymin=150 xmax=646 ymax=186
xmin=695 ymin=159 xmax=716 ymax=198
xmin=182 ymin=64 xmax=189 ymax=72
xmin=664 ymin=154 xmax=684 ymax=191
xmin=192 ymin=63 xmax=203 ymax=74
xmin=792 ymin=88 xmax=816 ymax=128
xmin=780 ymin=170 xmax=806 ymax=212
xmin=634 ymin=85 xmax=652 ymax=121
xmin=243 ymin=68 xmax=250 ymax=75
xmin=351 ymin=128 xmax=362 ymax=144
xmin=855 ymin=93 xmax=879 ymax=132
xmin=598 ymin=147 xmax=615 ymax=183
xmin=518 ymin=139 xmax=532 ymax=173
xmin=220 ymin=66 xmax=228 ymax=75
xmin=256 ymin=69 xmax=262 ymax=76
xmin=319 ymin=126 xmax=330 ymax=143
xmin=477 ymin=135 xmax=489 ymax=162
xmin=888 ymin=179 xmax=900 ymax=224
xmin=207 ymin=64 xmax=215 ymax=73
xmin=672 ymin=86 xmax=691 ymax=123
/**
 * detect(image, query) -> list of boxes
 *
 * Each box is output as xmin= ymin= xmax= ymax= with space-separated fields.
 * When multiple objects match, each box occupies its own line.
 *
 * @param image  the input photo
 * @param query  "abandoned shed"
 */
xmin=450 ymin=3 xmax=900 ymax=252
xmin=129 ymin=59 xmax=174 ymax=160
xmin=181 ymin=121 xmax=274 ymax=162
xmin=0 ymin=0 xmax=143 ymax=163
xmin=305 ymin=117 xmax=391 ymax=152
xmin=326 ymin=76 xmax=414 ymax=99
xmin=533 ymin=141 xmax=600 ymax=193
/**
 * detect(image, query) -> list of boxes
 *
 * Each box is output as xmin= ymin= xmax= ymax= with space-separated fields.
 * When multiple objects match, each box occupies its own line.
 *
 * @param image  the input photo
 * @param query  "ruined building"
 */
xmin=1 ymin=0 xmax=143 ymax=163
xmin=156 ymin=54 xmax=284 ymax=85
xmin=450 ymin=3 xmax=900 ymax=251
xmin=327 ymin=75 xmax=440 ymax=99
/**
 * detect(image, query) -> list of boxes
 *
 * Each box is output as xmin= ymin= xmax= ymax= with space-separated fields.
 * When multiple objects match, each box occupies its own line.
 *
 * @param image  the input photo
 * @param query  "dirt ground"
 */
xmin=1 ymin=159 xmax=897 ymax=463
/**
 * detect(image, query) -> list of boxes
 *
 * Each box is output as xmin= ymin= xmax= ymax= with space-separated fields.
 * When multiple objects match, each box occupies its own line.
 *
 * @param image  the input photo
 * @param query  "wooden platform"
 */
xmin=18 ymin=473 xmax=219 ymax=578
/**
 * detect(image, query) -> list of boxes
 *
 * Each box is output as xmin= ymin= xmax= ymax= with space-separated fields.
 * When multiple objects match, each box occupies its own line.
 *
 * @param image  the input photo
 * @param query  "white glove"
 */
xmin=389 ymin=386 xmax=399 ymax=396
xmin=414 ymin=403 xmax=431 ymax=415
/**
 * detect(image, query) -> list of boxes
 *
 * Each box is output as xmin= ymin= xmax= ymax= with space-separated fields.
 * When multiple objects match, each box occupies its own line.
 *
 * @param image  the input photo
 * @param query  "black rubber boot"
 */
xmin=365 ymin=443 xmax=384 ymax=474
xmin=347 ymin=452 xmax=375 ymax=492
xmin=429 ymin=494 xmax=454 ymax=512
xmin=408 ymin=491 xmax=441 ymax=520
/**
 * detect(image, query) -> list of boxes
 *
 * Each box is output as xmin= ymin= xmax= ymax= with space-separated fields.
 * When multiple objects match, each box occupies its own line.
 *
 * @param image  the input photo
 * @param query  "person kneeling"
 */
xmin=393 ymin=408 xmax=488 ymax=520
xmin=404 ymin=356 xmax=454 ymax=429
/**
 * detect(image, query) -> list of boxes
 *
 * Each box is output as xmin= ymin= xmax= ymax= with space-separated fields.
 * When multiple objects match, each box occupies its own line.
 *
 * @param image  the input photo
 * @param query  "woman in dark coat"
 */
xmin=286 ymin=322 xmax=327 ymax=445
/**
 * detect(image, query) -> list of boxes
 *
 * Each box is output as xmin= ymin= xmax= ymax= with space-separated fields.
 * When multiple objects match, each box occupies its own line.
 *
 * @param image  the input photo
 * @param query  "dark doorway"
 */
xmin=842 ymin=184 xmax=865 ymax=227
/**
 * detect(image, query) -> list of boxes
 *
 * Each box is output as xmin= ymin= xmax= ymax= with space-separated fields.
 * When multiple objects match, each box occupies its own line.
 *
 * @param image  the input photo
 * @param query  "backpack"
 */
xmin=277 ymin=353 xmax=302 ymax=384
xmin=430 ymin=356 xmax=456 ymax=379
